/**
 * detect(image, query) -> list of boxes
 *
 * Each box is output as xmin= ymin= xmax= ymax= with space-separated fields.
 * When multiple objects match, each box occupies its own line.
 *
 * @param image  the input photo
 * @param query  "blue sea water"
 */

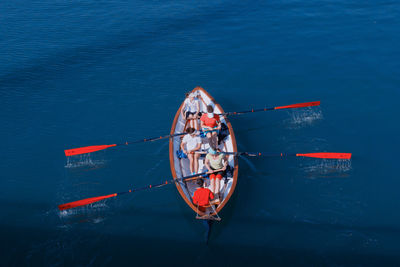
xmin=1 ymin=0 xmax=400 ymax=265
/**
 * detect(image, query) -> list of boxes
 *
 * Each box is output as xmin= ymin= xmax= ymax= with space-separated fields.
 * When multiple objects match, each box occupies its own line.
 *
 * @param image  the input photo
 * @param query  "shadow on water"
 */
xmin=2 ymin=197 xmax=399 ymax=239
xmin=1 ymin=223 xmax=400 ymax=266
xmin=106 ymin=198 xmax=400 ymax=238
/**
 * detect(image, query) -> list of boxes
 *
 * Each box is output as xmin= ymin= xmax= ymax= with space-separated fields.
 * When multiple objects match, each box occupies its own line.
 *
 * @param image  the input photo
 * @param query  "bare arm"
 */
xmin=180 ymin=141 xmax=187 ymax=154
xmin=222 ymin=154 xmax=229 ymax=170
xmin=201 ymin=119 xmax=212 ymax=130
xmin=216 ymin=116 xmax=222 ymax=130
xmin=204 ymin=157 xmax=212 ymax=172
xmin=189 ymin=142 xmax=201 ymax=153
xmin=181 ymin=101 xmax=186 ymax=117
xmin=200 ymin=119 xmax=205 ymax=128
xmin=196 ymin=101 xmax=200 ymax=115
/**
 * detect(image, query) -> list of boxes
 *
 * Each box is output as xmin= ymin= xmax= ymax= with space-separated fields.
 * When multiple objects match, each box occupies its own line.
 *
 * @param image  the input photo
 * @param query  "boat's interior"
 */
xmin=171 ymin=88 xmax=236 ymax=217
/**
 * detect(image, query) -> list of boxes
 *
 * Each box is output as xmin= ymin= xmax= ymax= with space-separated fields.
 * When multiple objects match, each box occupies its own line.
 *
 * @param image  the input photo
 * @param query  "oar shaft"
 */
xmin=117 ymin=171 xmax=208 ymax=195
xmin=221 ymin=101 xmax=320 ymax=116
xmin=65 ymin=101 xmax=320 ymax=156
xmin=223 ymin=151 xmax=351 ymax=159
xmin=65 ymin=132 xmax=186 ymax=156
xmin=223 ymin=107 xmax=274 ymax=116
xmin=243 ymin=152 xmax=295 ymax=157
xmin=118 ymin=132 xmax=186 ymax=146
xmin=58 ymin=172 xmax=208 ymax=211
xmin=223 ymin=152 xmax=295 ymax=157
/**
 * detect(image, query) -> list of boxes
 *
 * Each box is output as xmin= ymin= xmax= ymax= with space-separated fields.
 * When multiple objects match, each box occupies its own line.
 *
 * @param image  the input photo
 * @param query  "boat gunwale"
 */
xmin=169 ymin=86 xmax=238 ymax=216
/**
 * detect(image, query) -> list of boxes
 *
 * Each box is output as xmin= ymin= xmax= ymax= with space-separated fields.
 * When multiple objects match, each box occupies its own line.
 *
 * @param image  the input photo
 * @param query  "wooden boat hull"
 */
xmin=169 ymin=87 xmax=238 ymax=217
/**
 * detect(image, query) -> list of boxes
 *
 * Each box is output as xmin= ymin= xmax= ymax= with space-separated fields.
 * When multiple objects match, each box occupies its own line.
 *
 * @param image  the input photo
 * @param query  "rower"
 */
xmin=204 ymin=147 xmax=228 ymax=197
xmin=200 ymin=105 xmax=221 ymax=143
xmin=180 ymin=127 xmax=202 ymax=174
xmin=181 ymin=93 xmax=201 ymax=129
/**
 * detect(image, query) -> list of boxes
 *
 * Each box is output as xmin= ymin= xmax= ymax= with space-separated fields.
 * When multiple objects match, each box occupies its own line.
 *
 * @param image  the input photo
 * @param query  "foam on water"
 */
xmin=300 ymin=159 xmax=352 ymax=178
xmin=65 ymin=154 xmax=107 ymax=169
xmin=58 ymin=202 xmax=109 ymax=218
xmin=285 ymin=107 xmax=323 ymax=129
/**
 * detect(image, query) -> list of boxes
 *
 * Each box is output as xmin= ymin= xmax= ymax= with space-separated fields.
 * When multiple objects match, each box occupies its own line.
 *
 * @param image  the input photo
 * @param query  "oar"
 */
xmin=58 ymin=172 xmax=208 ymax=211
xmin=221 ymin=101 xmax=320 ymax=116
xmin=64 ymin=100 xmax=320 ymax=156
xmin=223 ymin=152 xmax=351 ymax=159
xmin=64 ymin=132 xmax=186 ymax=157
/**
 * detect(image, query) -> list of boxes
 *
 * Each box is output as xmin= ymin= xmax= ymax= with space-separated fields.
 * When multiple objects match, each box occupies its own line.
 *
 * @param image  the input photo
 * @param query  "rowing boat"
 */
xmin=60 ymin=92 xmax=346 ymax=223
xmin=169 ymin=87 xmax=238 ymax=220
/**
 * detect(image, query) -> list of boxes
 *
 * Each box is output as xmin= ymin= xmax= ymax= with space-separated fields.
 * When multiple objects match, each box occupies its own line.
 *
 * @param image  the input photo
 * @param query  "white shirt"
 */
xmin=182 ymin=134 xmax=201 ymax=151
xmin=183 ymin=98 xmax=199 ymax=113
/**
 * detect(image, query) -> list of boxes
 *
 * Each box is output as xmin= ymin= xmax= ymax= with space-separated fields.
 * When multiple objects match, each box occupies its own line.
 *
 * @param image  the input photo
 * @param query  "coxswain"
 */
xmin=192 ymin=179 xmax=214 ymax=209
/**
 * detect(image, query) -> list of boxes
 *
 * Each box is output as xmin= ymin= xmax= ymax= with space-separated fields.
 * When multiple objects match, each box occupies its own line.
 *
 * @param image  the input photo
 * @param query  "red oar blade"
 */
xmin=58 ymin=193 xmax=117 ymax=211
xmin=64 ymin=144 xmax=117 ymax=156
xmin=275 ymin=101 xmax=320 ymax=110
xmin=296 ymin=152 xmax=352 ymax=159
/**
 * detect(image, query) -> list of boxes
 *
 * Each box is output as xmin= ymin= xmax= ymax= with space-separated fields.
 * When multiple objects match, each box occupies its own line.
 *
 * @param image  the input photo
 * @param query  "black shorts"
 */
xmin=185 ymin=111 xmax=201 ymax=119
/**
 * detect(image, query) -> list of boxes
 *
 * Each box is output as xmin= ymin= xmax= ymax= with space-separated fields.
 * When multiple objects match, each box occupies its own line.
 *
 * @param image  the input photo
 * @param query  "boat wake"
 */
xmin=238 ymin=155 xmax=258 ymax=173
xmin=153 ymin=140 xmax=169 ymax=155
xmin=144 ymin=158 xmax=165 ymax=177
xmin=300 ymin=159 xmax=352 ymax=178
xmin=285 ymin=107 xmax=323 ymax=129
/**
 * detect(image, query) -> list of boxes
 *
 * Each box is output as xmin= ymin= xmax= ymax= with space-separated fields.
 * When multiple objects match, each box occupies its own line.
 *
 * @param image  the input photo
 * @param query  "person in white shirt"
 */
xmin=181 ymin=93 xmax=201 ymax=129
xmin=180 ymin=127 xmax=202 ymax=174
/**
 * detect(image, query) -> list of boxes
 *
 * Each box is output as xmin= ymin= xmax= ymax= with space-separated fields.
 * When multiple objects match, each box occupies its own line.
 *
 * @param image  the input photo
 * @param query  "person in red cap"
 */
xmin=192 ymin=179 xmax=214 ymax=209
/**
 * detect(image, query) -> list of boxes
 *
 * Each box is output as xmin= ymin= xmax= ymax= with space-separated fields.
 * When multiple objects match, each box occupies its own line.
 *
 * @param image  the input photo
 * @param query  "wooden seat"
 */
xmin=195 ymin=198 xmax=222 ymax=221
xmin=195 ymin=198 xmax=220 ymax=209
xmin=209 ymin=199 xmax=221 ymax=206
